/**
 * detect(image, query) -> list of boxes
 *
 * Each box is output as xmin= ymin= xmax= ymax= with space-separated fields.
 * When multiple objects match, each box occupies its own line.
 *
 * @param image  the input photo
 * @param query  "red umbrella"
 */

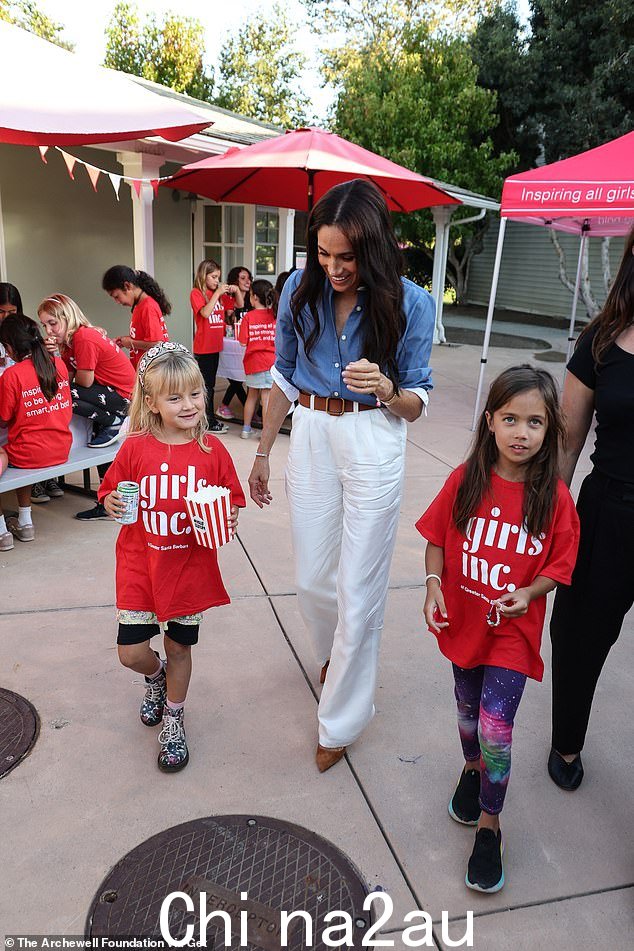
xmin=0 ymin=21 xmax=209 ymax=145
xmin=162 ymin=127 xmax=460 ymax=211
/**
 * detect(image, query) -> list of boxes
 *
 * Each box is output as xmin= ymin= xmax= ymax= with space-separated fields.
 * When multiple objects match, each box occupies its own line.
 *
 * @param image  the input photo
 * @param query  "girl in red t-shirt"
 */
xmin=0 ymin=315 xmax=72 ymax=549
xmin=102 ymin=265 xmax=170 ymax=371
xmin=190 ymin=258 xmax=241 ymax=435
xmin=415 ymin=365 xmax=579 ymax=894
xmin=38 ymin=294 xmax=135 ymax=448
xmin=100 ymin=343 xmax=246 ymax=773
xmin=238 ymin=280 xmax=277 ymax=439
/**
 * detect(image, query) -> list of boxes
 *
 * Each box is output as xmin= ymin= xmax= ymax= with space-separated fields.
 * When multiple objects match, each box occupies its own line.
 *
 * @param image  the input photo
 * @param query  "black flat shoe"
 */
xmin=548 ymin=748 xmax=584 ymax=791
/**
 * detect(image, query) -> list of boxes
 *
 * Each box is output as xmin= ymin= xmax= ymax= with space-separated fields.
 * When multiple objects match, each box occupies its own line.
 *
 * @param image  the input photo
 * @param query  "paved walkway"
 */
xmin=1 ymin=335 xmax=632 ymax=950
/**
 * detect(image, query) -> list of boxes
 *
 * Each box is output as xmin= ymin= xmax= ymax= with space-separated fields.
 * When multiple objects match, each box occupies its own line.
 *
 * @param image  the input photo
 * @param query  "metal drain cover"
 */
xmin=87 ymin=815 xmax=371 ymax=948
xmin=0 ymin=687 xmax=39 ymax=778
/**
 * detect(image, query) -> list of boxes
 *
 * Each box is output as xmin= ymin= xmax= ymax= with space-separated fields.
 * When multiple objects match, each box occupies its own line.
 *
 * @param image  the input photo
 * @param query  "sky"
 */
xmin=35 ymin=1 xmax=532 ymax=122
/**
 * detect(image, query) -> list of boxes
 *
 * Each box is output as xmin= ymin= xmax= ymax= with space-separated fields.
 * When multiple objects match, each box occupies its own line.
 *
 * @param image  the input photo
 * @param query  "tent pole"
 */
xmin=566 ymin=230 xmax=587 ymax=362
xmin=471 ymin=216 xmax=507 ymax=431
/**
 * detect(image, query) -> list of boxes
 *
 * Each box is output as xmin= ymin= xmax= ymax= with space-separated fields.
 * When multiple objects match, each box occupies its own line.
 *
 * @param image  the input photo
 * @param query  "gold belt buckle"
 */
xmin=325 ymin=397 xmax=345 ymax=416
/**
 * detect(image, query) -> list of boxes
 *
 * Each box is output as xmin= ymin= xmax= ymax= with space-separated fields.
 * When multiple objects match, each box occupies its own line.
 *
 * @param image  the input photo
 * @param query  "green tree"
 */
xmin=529 ymin=0 xmax=633 ymax=162
xmin=104 ymin=2 xmax=213 ymax=101
xmin=215 ymin=4 xmax=310 ymax=126
xmin=328 ymin=21 xmax=515 ymax=301
xmin=0 ymin=0 xmax=72 ymax=49
xmin=470 ymin=3 xmax=540 ymax=171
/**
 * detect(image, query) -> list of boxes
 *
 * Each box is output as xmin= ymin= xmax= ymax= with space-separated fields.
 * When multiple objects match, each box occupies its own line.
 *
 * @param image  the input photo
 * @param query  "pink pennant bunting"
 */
xmin=130 ymin=179 xmax=142 ymax=198
xmin=150 ymin=179 xmax=159 ymax=198
xmin=86 ymin=165 xmax=101 ymax=192
xmin=38 ymin=146 xmax=48 ymax=164
xmin=61 ymin=151 xmax=76 ymax=180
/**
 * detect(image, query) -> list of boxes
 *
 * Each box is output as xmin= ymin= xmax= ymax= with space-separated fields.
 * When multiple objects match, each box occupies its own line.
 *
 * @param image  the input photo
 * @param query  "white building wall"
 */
xmin=466 ymin=217 xmax=626 ymax=319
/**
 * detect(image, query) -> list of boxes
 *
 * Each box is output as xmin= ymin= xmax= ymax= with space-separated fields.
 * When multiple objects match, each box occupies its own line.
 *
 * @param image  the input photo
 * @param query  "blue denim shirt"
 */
xmin=274 ymin=270 xmax=434 ymax=405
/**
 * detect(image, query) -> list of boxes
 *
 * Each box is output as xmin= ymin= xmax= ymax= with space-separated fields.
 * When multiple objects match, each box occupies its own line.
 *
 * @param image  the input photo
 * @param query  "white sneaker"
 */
xmin=241 ymin=427 xmax=252 ymax=439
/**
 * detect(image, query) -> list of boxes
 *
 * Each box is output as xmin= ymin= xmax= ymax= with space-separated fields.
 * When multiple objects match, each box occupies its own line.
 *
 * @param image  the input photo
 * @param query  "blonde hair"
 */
xmin=128 ymin=349 xmax=211 ymax=452
xmin=37 ymin=293 xmax=90 ymax=346
xmin=194 ymin=259 xmax=221 ymax=294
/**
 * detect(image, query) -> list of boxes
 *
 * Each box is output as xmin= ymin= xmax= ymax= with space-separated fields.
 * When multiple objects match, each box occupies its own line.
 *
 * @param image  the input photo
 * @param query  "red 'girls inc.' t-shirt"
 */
xmin=63 ymin=326 xmax=136 ymax=399
xmin=98 ymin=433 xmax=246 ymax=621
xmin=129 ymin=296 xmax=169 ymax=369
xmin=190 ymin=289 xmax=230 ymax=355
xmin=0 ymin=357 xmax=72 ymax=468
xmin=238 ymin=308 xmax=276 ymax=375
xmin=415 ymin=465 xmax=580 ymax=681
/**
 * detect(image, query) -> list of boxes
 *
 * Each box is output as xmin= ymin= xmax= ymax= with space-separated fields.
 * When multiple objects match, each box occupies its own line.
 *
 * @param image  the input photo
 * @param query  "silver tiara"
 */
xmin=137 ymin=341 xmax=191 ymax=387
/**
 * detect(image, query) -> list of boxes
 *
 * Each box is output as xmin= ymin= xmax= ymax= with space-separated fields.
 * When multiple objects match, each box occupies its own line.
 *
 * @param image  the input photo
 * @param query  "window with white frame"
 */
xmin=202 ymin=204 xmax=245 ymax=276
xmin=255 ymin=206 xmax=279 ymax=275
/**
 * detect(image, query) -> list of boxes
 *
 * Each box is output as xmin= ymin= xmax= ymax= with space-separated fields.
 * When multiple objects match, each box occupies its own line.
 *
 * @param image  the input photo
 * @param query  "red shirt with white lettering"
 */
xmin=190 ymin=288 xmax=226 ymax=355
xmin=98 ymin=433 xmax=246 ymax=621
xmin=0 ymin=356 xmax=72 ymax=468
xmin=129 ymin=296 xmax=169 ymax=369
xmin=63 ymin=326 xmax=136 ymax=399
xmin=238 ymin=308 xmax=276 ymax=375
xmin=415 ymin=465 xmax=580 ymax=680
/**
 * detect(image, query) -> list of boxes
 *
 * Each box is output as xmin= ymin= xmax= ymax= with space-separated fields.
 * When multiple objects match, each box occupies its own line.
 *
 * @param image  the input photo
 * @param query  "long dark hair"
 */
xmin=454 ymin=365 xmax=564 ymax=538
xmin=227 ymin=266 xmax=252 ymax=311
xmin=577 ymin=225 xmax=634 ymax=365
xmin=0 ymin=314 xmax=59 ymax=401
xmin=291 ymin=180 xmax=405 ymax=391
xmin=0 ymin=282 xmax=23 ymax=312
xmin=251 ymin=279 xmax=278 ymax=317
xmin=102 ymin=265 xmax=171 ymax=316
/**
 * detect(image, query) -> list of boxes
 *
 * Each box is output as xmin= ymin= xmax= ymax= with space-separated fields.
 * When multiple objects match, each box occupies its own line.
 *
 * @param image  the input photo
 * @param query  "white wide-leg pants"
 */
xmin=285 ymin=404 xmax=407 ymax=747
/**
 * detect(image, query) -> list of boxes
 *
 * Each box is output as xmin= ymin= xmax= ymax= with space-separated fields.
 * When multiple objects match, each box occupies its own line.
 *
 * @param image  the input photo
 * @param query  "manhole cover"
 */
xmin=87 ymin=815 xmax=372 ymax=948
xmin=0 ymin=688 xmax=39 ymax=778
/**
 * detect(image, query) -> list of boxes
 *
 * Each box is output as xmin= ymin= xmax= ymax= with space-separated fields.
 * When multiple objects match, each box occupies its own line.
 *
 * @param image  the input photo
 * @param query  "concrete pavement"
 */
xmin=0 ymin=335 xmax=632 ymax=950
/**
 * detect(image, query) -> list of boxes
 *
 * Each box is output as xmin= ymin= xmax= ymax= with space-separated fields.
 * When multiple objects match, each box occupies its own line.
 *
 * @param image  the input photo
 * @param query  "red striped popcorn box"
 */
xmin=184 ymin=485 xmax=233 ymax=549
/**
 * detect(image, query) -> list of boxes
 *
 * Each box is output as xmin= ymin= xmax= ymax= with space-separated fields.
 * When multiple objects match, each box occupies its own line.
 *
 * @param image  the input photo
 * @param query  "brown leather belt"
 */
xmin=298 ymin=392 xmax=378 ymax=416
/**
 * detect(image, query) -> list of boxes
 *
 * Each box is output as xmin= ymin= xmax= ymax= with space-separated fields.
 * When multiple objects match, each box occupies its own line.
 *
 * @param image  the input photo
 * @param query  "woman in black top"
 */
xmin=548 ymin=225 xmax=634 ymax=790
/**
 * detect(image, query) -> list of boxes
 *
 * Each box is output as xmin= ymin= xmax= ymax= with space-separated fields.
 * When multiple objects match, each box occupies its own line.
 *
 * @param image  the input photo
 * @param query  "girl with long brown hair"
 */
xmin=416 ymin=365 xmax=579 ymax=894
xmin=548 ymin=224 xmax=634 ymax=793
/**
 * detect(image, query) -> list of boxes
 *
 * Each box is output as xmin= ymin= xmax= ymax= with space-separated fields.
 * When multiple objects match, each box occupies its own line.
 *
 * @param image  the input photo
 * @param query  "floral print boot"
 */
xmin=139 ymin=658 xmax=166 ymax=727
xmin=157 ymin=706 xmax=189 ymax=772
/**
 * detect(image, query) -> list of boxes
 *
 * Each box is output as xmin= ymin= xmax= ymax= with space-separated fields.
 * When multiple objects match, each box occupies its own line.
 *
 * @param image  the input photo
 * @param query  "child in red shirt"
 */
xmin=38 ymin=293 xmax=136 ymax=449
xmin=416 ymin=365 xmax=579 ymax=894
xmin=238 ymin=279 xmax=277 ymax=438
xmin=102 ymin=265 xmax=170 ymax=370
xmin=0 ymin=315 xmax=72 ymax=549
xmin=100 ymin=342 xmax=245 ymax=773
xmin=190 ymin=258 xmax=242 ymax=435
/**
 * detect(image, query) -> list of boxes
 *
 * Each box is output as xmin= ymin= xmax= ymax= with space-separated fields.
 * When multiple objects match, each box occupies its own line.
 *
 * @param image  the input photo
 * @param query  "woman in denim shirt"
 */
xmin=249 ymin=180 xmax=435 ymax=771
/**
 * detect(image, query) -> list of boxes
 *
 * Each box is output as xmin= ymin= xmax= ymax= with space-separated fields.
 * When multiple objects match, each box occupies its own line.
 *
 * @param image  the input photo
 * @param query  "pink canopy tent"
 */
xmin=0 ymin=20 xmax=210 ymax=144
xmin=162 ymin=126 xmax=461 ymax=212
xmin=472 ymin=131 xmax=634 ymax=427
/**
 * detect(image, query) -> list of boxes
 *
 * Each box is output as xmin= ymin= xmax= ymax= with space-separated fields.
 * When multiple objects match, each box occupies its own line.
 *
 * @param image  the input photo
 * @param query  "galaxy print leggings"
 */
xmin=452 ymin=664 xmax=527 ymax=816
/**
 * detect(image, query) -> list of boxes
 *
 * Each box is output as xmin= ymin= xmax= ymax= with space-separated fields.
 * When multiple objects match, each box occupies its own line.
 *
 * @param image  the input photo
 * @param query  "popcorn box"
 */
xmin=184 ymin=485 xmax=233 ymax=549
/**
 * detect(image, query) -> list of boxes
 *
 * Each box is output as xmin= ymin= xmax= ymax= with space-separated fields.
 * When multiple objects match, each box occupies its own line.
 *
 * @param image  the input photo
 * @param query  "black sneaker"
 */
xmin=44 ymin=478 xmax=64 ymax=498
xmin=75 ymin=502 xmax=111 ymax=521
xmin=466 ymin=828 xmax=504 ymax=893
xmin=30 ymin=482 xmax=50 ymax=504
xmin=209 ymin=420 xmax=229 ymax=434
xmin=449 ymin=768 xmax=481 ymax=825
xmin=88 ymin=425 xmax=122 ymax=448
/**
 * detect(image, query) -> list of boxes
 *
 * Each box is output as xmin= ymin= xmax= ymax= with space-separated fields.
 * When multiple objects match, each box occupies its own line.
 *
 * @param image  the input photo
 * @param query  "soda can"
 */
xmin=116 ymin=481 xmax=139 ymax=524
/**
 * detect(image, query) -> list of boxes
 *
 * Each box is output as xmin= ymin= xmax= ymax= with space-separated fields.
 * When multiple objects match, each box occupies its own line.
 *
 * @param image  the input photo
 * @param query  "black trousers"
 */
xmin=195 ymin=352 xmax=219 ymax=422
xmin=71 ymin=382 xmax=128 ymax=431
xmin=222 ymin=379 xmax=246 ymax=406
xmin=550 ymin=470 xmax=634 ymax=754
